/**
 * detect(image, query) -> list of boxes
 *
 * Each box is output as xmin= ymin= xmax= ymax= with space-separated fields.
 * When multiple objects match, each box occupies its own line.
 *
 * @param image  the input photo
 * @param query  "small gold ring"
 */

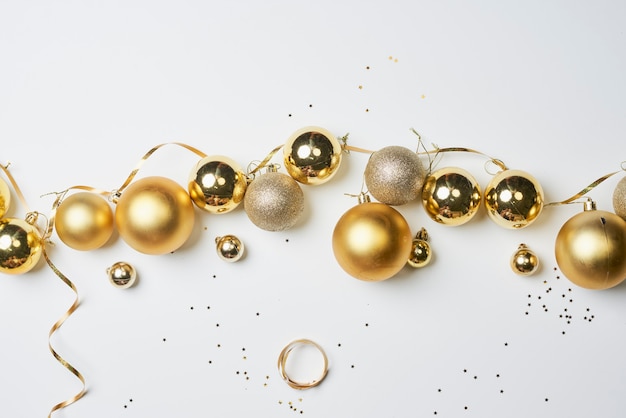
xmin=277 ymin=339 xmax=328 ymax=390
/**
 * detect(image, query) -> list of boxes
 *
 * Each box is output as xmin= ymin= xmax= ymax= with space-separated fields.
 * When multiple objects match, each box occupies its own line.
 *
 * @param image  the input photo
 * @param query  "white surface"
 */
xmin=1 ymin=1 xmax=626 ymax=417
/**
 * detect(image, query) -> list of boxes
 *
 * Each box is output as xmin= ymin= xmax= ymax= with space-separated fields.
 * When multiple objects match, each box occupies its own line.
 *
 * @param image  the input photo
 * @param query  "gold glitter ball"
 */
xmin=613 ymin=176 xmax=626 ymax=220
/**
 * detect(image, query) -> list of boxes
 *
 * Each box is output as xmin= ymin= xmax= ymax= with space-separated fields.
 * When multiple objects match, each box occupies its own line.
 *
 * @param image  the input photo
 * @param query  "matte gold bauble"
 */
xmin=283 ymin=126 xmax=343 ymax=185
xmin=244 ymin=170 xmax=304 ymax=231
xmin=332 ymin=199 xmax=412 ymax=281
xmin=408 ymin=228 xmax=432 ymax=268
xmin=0 ymin=177 xmax=10 ymax=218
xmin=55 ymin=192 xmax=114 ymax=251
xmin=364 ymin=146 xmax=425 ymax=206
xmin=421 ymin=167 xmax=481 ymax=226
xmin=188 ymin=155 xmax=247 ymax=214
xmin=510 ymin=244 xmax=539 ymax=276
xmin=115 ymin=176 xmax=195 ymax=255
xmin=484 ymin=169 xmax=544 ymax=229
xmin=215 ymin=235 xmax=245 ymax=262
xmin=613 ymin=176 xmax=626 ymax=220
xmin=555 ymin=202 xmax=626 ymax=290
xmin=0 ymin=218 xmax=42 ymax=275
xmin=107 ymin=261 xmax=137 ymax=289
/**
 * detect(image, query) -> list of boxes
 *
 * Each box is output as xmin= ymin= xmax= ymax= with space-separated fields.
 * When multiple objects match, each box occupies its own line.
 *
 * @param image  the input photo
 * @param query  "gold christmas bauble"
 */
xmin=364 ymin=146 xmax=425 ymax=206
xmin=215 ymin=235 xmax=245 ymax=262
xmin=188 ymin=155 xmax=247 ymax=214
xmin=484 ymin=169 xmax=544 ymax=229
xmin=613 ymin=176 xmax=626 ymax=220
xmin=421 ymin=167 xmax=481 ymax=226
xmin=244 ymin=171 xmax=304 ymax=231
xmin=55 ymin=192 xmax=114 ymax=251
xmin=408 ymin=228 xmax=432 ymax=268
xmin=555 ymin=204 xmax=626 ymax=289
xmin=510 ymin=244 xmax=539 ymax=276
xmin=332 ymin=201 xmax=412 ymax=281
xmin=283 ymin=126 xmax=343 ymax=185
xmin=0 ymin=217 xmax=43 ymax=275
xmin=107 ymin=261 xmax=137 ymax=289
xmin=115 ymin=176 xmax=195 ymax=255
xmin=0 ymin=177 xmax=10 ymax=218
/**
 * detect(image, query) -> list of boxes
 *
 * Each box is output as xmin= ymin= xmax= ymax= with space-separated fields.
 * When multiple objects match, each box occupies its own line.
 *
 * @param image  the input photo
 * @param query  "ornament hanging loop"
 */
xmin=484 ymin=158 xmax=507 ymax=175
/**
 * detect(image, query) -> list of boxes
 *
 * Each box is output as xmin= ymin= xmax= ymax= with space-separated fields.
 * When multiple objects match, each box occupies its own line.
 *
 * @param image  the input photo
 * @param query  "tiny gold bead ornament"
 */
xmin=555 ymin=200 xmax=626 ymax=290
xmin=0 ymin=217 xmax=43 ymax=275
xmin=55 ymin=192 xmax=114 ymax=251
xmin=421 ymin=167 xmax=481 ymax=226
xmin=364 ymin=146 xmax=425 ymax=205
xmin=215 ymin=235 xmax=245 ymax=262
xmin=613 ymin=176 xmax=626 ymax=220
xmin=484 ymin=169 xmax=544 ymax=229
xmin=107 ymin=261 xmax=137 ymax=289
xmin=283 ymin=126 xmax=343 ymax=185
xmin=188 ymin=155 xmax=248 ymax=214
xmin=408 ymin=228 xmax=432 ymax=268
xmin=510 ymin=243 xmax=539 ymax=276
xmin=0 ymin=177 xmax=10 ymax=218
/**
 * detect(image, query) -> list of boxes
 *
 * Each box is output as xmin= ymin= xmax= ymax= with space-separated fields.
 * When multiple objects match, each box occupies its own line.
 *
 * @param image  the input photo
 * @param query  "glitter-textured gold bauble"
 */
xmin=613 ymin=176 xmax=626 ymax=220
xmin=188 ymin=155 xmax=247 ymax=214
xmin=510 ymin=243 xmax=539 ymax=276
xmin=283 ymin=126 xmax=343 ymax=186
xmin=244 ymin=171 xmax=304 ymax=231
xmin=0 ymin=177 xmax=10 ymax=218
xmin=332 ymin=200 xmax=412 ymax=281
xmin=408 ymin=228 xmax=432 ymax=268
xmin=421 ymin=167 xmax=481 ymax=226
xmin=0 ymin=217 xmax=42 ymax=275
xmin=107 ymin=261 xmax=137 ymax=289
xmin=215 ymin=235 xmax=244 ymax=262
xmin=484 ymin=169 xmax=544 ymax=229
xmin=55 ymin=192 xmax=114 ymax=251
xmin=555 ymin=202 xmax=626 ymax=290
xmin=364 ymin=146 xmax=425 ymax=206
xmin=115 ymin=176 xmax=195 ymax=255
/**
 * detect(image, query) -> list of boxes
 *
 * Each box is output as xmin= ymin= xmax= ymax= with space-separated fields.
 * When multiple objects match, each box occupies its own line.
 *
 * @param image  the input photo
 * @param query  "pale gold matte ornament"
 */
xmin=0 ymin=177 xmax=10 ymax=218
xmin=107 ymin=261 xmax=137 ymax=289
xmin=555 ymin=201 xmax=626 ymax=290
xmin=115 ymin=176 xmax=195 ymax=255
xmin=215 ymin=235 xmax=245 ymax=262
xmin=613 ymin=176 xmax=626 ymax=220
xmin=484 ymin=169 xmax=544 ymax=229
xmin=332 ymin=198 xmax=412 ymax=281
xmin=55 ymin=192 xmax=114 ymax=251
xmin=510 ymin=243 xmax=539 ymax=276
xmin=188 ymin=155 xmax=247 ymax=214
xmin=364 ymin=146 xmax=425 ymax=206
xmin=421 ymin=167 xmax=481 ymax=226
xmin=0 ymin=217 xmax=42 ymax=275
xmin=283 ymin=126 xmax=343 ymax=186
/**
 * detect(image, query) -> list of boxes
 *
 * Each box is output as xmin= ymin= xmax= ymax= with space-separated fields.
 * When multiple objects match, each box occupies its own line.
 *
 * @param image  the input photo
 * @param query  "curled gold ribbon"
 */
xmin=247 ymin=144 xmax=284 ymax=177
xmin=0 ymin=161 xmax=32 ymax=212
xmin=546 ymin=169 xmax=623 ymax=206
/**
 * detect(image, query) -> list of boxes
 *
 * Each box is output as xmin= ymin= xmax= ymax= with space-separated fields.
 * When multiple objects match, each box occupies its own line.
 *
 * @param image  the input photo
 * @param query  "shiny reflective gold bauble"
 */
xmin=421 ymin=167 xmax=481 ymax=226
xmin=484 ymin=169 xmax=544 ymax=229
xmin=188 ymin=155 xmax=247 ymax=214
xmin=215 ymin=235 xmax=245 ymax=262
xmin=0 ymin=177 xmax=10 ymax=218
xmin=107 ymin=261 xmax=137 ymax=289
xmin=364 ymin=146 xmax=425 ymax=206
xmin=613 ymin=176 xmax=626 ymax=220
xmin=332 ymin=199 xmax=412 ymax=281
xmin=283 ymin=126 xmax=343 ymax=185
xmin=510 ymin=244 xmax=539 ymax=276
xmin=115 ymin=176 xmax=195 ymax=255
xmin=408 ymin=228 xmax=432 ymax=268
xmin=555 ymin=202 xmax=626 ymax=290
xmin=244 ymin=170 xmax=304 ymax=231
xmin=55 ymin=192 xmax=114 ymax=251
xmin=0 ymin=218 xmax=43 ymax=275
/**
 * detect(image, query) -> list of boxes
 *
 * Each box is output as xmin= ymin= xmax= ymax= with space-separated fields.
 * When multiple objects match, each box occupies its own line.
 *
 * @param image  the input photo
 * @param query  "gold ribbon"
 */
xmin=0 ymin=162 xmax=32 ymax=213
xmin=546 ymin=169 xmax=624 ymax=206
xmin=247 ymin=144 xmax=284 ymax=177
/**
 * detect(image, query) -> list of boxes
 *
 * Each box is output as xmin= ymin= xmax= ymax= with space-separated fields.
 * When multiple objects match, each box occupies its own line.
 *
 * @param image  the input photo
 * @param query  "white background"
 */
xmin=1 ymin=1 xmax=626 ymax=417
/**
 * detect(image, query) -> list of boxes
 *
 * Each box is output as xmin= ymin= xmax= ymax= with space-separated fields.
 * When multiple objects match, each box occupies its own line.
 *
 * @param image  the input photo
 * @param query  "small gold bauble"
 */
xmin=0 ymin=217 xmax=43 ymax=275
xmin=115 ymin=176 xmax=195 ymax=255
xmin=55 ymin=192 xmax=114 ymax=251
xmin=244 ymin=171 xmax=304 ymax=231
xmin=613 ymin=176 xmax=626 ymax=220
xmin=188 ymin=155 xmax=247 ymax=214
xmin=0 ymin=177 xmax=10 ymax=218
xmin=510 ymin=243 xmax=539 ymax=276
xmin=421 ymin=167 xmax=481 ymax=226
xmin=408 ymin=228 xmax=432 ymax=268
xmin=215 ymin=235 xmax=245 ymax=262
xmin=107 ymin=261 xmax=137 ymax=288
xmin=484 ymin=169 xmax=544 ymax=229
xmin=555 ymin=202 xmax=626 ymax=290
xmin=332 ymin=200 xmax=412 ymax=281
xmin=283 ymin=126 xmax=343 ymax=186
xmin=364 ymin=146 xmax=425 ymax=206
